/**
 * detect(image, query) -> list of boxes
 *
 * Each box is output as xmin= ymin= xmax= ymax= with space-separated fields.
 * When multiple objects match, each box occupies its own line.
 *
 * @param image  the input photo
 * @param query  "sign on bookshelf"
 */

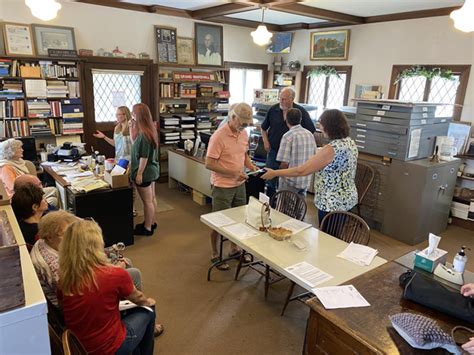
xmin=172 ymin=72 xmax=216 ymax=82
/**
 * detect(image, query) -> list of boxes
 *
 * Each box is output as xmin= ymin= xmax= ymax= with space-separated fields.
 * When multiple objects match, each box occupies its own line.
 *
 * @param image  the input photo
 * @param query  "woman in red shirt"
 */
xmin=59 ymin=219 xmax=156 ymax=355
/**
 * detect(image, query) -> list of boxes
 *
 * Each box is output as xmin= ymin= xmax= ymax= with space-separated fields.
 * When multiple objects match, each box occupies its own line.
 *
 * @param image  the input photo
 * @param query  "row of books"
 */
xmin=0 ymin=59 xmax=79 ymax=79
xmin=159 ymin=83 xmax=227 ymax=99
xmin=25 ymin=99 xmax=84 ymax=118
xmin=0 ymin=100 xmax=25 ymax=118
xmin=0 ymin=118 xmax=29 ymax=138
xmin=38 ymin=61 xmax=79 ymax=79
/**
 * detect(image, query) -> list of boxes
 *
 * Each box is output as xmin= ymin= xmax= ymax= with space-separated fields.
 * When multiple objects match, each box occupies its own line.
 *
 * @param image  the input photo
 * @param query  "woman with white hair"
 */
xmin=0 ymin=138 xmax=59 ymax=207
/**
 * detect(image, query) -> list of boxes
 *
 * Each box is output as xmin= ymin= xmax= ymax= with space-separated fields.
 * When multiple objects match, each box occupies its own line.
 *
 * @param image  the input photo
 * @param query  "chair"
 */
xmin=354 ymin=162 xmax=375 ymax=216
xmin=62 ymin=329 xmax=87 ymax=355
xmin=48 ymin=324 xmax=64 ymax=355
xmin=281 ymin=211 xmax=370 ymax=315
xmin=24 ymin=159 xmax=37 ymax=175
xmin=235 ymin=190 xmax=307 ymax=299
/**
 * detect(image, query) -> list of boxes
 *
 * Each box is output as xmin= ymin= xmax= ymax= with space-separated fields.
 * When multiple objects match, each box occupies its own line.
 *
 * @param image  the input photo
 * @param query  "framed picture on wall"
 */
xmin=32 ymin=24 xmax=76 ymax=56
xmin=195 ymin=23 xmax=223 ymax=67
xmin=2 ymin=22 xmax=35 ymax=56
xmin=155 ymin=26 xmax=177 ymax=64
xmin=310 ymin=29 xmax=350 ymax=61
xmin=267 ymin=32 xmax=293 ymax=54
xmin=177 ymin=37 xmax=195 ymax=65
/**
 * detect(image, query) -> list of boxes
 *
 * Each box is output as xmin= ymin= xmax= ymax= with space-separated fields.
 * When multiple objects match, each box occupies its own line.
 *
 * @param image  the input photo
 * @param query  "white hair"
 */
xmin=281 ymin=87 xmax=296 ymax=99
xmin=0 ymin=139 xmax=22 ymax=160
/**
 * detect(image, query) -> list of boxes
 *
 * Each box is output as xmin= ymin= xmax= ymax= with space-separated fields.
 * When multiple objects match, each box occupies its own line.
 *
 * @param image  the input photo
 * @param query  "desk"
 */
xmin=43 ymin=166 xmax=133 ymax=247
xmin=304 ymin=262 xmax=472 ymax=354
xmin=201 ymin=206 xmax=386 ymax=290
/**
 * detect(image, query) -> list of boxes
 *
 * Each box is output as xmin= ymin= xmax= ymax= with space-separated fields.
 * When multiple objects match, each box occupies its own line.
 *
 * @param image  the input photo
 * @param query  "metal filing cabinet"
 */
xmin=382 ymin=158 xmax=460 ymax=245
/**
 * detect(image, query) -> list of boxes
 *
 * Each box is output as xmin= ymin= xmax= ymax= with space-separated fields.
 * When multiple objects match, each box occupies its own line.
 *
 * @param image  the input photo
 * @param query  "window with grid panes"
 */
xmin=305 ymin=66 xmax=351 ymax=119
xmin=92 ymin=70 xmax=142 ymax=123
xmin=229 ymin=68 xmax=263 ymax=105
xmin=390 ymin=65 xmax=470 ymax=120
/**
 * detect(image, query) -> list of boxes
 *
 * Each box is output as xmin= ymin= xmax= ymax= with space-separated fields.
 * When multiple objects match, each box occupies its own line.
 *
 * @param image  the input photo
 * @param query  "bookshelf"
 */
xmin=267 ymin=69 xmax=301 ymax=99
xmin=0 ymin=57 xmax=84 ymax=148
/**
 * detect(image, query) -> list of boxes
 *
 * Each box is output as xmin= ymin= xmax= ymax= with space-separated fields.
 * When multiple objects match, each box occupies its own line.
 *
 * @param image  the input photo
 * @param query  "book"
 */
xmin=119 ymin=300 xmax=153 ymax=313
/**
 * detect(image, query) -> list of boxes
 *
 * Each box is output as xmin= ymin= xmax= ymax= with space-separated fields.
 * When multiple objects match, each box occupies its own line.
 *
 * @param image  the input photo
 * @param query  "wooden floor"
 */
xmin=128 ymin=183 xmax=474 ymax=354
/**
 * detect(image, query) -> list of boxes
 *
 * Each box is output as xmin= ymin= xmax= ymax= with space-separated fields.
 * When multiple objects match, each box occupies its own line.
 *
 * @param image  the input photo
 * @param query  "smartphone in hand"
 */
xmin=246 ymin=168 xmax=266 ymax=177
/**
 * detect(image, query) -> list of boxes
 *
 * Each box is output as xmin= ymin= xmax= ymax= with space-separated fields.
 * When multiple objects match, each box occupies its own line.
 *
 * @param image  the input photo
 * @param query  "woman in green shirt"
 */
xmin=130 ymin=103 xmax=159 ymax=236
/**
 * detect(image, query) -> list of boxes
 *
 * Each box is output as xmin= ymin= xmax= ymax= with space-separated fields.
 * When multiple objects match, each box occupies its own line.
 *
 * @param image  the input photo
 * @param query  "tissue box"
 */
xmin=414 ymin=248 xmax=448 ymax=273
xmin=104 ymin=172 xmax=129 ymax=188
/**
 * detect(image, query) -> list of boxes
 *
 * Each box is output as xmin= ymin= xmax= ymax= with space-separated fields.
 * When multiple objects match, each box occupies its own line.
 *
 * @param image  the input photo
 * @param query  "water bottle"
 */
xmin=453 ymin=246 xmax=468 ymax=273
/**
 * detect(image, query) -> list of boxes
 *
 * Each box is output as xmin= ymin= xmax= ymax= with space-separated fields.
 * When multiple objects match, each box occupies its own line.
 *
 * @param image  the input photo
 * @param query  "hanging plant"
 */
xmin=307 ymin=65 xmax=341 ymax=79
xmin=394 ymin=65 xmax=454 ymax=84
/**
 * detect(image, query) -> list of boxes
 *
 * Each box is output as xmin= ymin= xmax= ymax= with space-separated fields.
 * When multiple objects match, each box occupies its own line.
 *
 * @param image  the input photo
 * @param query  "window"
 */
xmin=229 ymin=68 xmax=263 ymax=105
xmin=92 ymin=69 xmax=143 ymax=123
xmin=389 ymin=65 xmax=471 ymax=120
xmin=304 ymin=66 xmax=352 ymax=119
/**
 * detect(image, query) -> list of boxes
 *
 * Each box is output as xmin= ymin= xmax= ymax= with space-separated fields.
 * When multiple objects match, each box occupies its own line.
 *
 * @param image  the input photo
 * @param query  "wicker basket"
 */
xmin=267 ymin=227 xmax=292 ymax=241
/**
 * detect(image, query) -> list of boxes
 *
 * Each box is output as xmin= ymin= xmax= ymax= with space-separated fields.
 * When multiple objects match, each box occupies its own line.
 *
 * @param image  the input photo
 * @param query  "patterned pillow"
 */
xmin=390 ymin=313 xmax=460 ymax=354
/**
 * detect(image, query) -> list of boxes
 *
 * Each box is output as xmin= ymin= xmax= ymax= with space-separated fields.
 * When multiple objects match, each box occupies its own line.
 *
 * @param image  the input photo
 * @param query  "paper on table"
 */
xmin=222 ymin=223 xmax=260 ymax=240
xmin=277 ymin=219 xmax=312 ymax=235
xmin=285 ymin=261 xmax=333 ymax=288
xmin=259 ymin=192 xmax=269 ymax=204
xmin=203 ymin=212 xmax=236 ymax=227
xmin=119 ymin=300 xmax=153 ymax=313
xmin=337 ymin=242 xmax=378 ymax=266
xmin=313 ymin=285 xmax=370 ymax=309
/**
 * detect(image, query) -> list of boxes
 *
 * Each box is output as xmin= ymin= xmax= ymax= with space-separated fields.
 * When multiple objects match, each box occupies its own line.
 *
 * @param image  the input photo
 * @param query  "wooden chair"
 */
xmin=62 ymin=329 xmax=87 ymax=355
xmin=235 ymin=190 xmax=307 ymax=299
xmin=354 ymin=162 xmax=375 ymax=216
xmin=281 ymin=211 xmax=370 ymax=315
xmin=48 ymin=324 xmax=64 ymax=355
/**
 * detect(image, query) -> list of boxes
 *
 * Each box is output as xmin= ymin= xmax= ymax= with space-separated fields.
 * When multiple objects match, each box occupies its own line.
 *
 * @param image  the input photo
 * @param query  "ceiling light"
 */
xmin=25 ymin=0 xmax=62 ymax=22
xmin=450 ymin=0 xmax=474 ymax=33
xmin=251 ymin=7 xmax=273 ymax=46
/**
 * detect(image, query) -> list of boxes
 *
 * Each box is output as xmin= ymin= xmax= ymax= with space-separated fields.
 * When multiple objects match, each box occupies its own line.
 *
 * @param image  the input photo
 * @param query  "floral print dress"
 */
xmin=314 ymin=137 xmax=358 ymax=212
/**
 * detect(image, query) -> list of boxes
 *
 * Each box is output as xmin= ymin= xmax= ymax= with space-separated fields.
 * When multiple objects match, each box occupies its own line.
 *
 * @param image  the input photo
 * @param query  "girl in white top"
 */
xmin=93 ymin=106 xmax=132 ymax=162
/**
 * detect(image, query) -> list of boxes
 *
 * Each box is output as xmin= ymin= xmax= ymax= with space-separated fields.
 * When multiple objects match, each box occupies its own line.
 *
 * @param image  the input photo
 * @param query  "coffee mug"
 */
xmin=105 ymin=158 xmax=115 ymax=172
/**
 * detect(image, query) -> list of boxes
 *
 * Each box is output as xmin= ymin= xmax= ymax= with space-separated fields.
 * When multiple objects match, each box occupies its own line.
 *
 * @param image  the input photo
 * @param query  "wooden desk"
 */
xmin=43 ymin=166 xmax=134 ymax=247
xmin=305 ymin=262 xmax=471 ymax=354
xmin=201 ymin=206 xmax=386 ymax=291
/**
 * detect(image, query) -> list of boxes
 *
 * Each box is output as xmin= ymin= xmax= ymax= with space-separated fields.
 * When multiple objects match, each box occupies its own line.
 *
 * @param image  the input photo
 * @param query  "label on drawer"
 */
xmin=421 ymin=119 xmax=427 ymax=124
xmin=356 ymin=145 xmax=365 ymax=149
xmin=372 ymin=116 xmax=381 ymax=122
xmin=382 ymin=105 xmax=391 ymax=110
xmin=422 ymin=107 xmax=428 ymax=112
xmin=356 ymin=134 xmax=366 ymax=138
xmin=356 ymin=128 xmax=367 ymax=132
xmin=441 ymin=119 xmax=446 ymax=122
xmin=356 ymin=123 xmax=367 ymax=127
xmin=422 ymin=113 xmax=428 ymax=118
xmin=376 ymin=110 xmax=386 ymax=116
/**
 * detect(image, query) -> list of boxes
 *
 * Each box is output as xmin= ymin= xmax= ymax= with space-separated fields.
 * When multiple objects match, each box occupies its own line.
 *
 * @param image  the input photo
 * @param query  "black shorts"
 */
xmin=136 ymin=181 xmax=152 ymax=187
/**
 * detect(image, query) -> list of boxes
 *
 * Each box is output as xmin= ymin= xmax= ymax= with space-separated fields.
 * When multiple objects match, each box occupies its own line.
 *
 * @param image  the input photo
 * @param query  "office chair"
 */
xmin=62 ymin=329 xmax=87 ymax=355
xmin=281 ymin=211 xmax=370 ymax=315
xmin=354 ymin=162 xmax=375 ymax=216
xmin=235 ymin=190 xmax=307 ymax=300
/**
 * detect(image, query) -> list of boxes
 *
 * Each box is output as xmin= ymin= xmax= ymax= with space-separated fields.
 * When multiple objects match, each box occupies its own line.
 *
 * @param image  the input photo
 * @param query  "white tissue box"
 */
xmin=414 ymin=248 xmax=448 ymax=273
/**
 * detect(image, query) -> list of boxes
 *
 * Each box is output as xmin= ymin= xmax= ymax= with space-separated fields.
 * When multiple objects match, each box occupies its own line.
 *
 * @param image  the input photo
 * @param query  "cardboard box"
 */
xmin=192 ymin=190 xmax=208 ymax=205
xmin=414 ymin=247 xmax=448 ymax=273
xmin=104 ymin=172 xmax=129 ymax=188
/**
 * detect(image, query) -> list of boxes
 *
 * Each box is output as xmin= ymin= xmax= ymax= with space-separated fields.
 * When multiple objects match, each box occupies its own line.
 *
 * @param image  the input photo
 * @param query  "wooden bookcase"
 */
xmin=267 ymin=69 xmax=301 ymax=99
xmin=0 ymin=56 xmax=84 ymax=149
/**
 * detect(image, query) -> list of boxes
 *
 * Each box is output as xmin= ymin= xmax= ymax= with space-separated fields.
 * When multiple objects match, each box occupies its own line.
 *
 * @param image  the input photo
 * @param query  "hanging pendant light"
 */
xmin=251 ymin=7 xmax=273 ymax=46
xmin=25 ymin=0 xmax=62 ymax=22
xmin=450 ymin=0 xmax=474 ymax=33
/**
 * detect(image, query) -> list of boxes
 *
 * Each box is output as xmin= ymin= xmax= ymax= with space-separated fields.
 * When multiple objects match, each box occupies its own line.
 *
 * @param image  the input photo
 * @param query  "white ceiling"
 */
xmin=301 ymin=0 xmax=465 ymax=17
xmin=226 ymin=9 xmax=327 ymax=25
xmin=122 ymin=0 xmax=231 ymax=10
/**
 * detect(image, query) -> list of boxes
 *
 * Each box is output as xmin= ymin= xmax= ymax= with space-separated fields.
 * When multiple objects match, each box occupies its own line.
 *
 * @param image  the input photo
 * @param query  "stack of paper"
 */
xmin=285 ymin=261 xmax=333 ymax=288
xmin=337 ymin=242 xmax=378 ymax=266
xmin=222 ymin=223 xmax=259 ymax=240
xmin=203 ymin=212 xmax=235 ymax=227
xmin=313 ymin=285 xmax=370 ymax=309
xmin=277 ymin=219 xmax=312 ymax=235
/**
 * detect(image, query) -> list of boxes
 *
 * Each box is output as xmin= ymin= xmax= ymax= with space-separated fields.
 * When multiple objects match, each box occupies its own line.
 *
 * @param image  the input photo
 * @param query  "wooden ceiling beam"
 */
xmin=75 ymin=0 xmax=150 ymax=13
xmin=205 ymin=16 xmax=282 ymax=31
xmin=191 ymin=3 xmax=256 ymax=20
xmin=365 ymin=6 xmax=461 ymax=23
xmin=148 ymin=5 xmax=193 ymax=18
xmin=272 ymin=3 xmax=364 ymax=24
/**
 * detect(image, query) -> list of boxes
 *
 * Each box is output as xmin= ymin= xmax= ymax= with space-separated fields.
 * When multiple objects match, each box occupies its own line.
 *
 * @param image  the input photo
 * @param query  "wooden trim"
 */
xmin=149 ymin=5 xmax=193 ymax=18
xmin=205 ymin=16 xmax=282 ymax=31
xmin=278 ymin=23 xmax=309 ymax=31
xmin=224 ymin=61 xmax=269 ymax=89
xmin=451 ymin=217 xmax=474 ymax=231
xmin=191 ymin=3 xmax=256 ymax=19
xmin=80 ymin=56 xmax=153 ymax=65
xmin=365 ymin=6 xmax=461 ymax=24
xmin=75 ymin=0 xmax=150 ymax=13
xmin=300 ymin=65 xmax=352 ymax=106
xmin=273 ymin=3 xmax=364 ymax=24
xmin=388 ymin=64 xmax=471 ymax=121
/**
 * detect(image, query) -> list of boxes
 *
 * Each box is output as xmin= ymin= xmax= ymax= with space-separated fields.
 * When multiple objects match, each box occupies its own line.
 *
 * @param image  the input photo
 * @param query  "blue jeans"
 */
xmin=116 ymin=307 xmax=155 ymax=355
xmin=265 ymin=148 xmax=280 ymax=199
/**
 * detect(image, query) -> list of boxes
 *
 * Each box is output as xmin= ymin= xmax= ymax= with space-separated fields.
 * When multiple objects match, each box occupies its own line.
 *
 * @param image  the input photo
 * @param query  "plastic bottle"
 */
xmin=453 ymin=246 xmax=468 ymax=273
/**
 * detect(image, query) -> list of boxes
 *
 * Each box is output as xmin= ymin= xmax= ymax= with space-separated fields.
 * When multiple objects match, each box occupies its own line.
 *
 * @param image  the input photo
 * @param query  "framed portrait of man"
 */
xmin=194 ymin=23 xmax=223 ymax=67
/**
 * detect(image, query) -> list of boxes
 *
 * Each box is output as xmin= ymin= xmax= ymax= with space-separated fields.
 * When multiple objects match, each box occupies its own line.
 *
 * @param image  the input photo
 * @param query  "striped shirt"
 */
xmin=276 ymin=125 xmax=316 ymax=190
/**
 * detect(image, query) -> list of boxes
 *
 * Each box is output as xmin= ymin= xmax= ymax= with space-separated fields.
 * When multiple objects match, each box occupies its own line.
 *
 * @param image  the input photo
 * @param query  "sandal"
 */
xmin=211 ymin=257 xmax=229 ymax=271
xmin=154 ymin=323 xmax=164 ymax=338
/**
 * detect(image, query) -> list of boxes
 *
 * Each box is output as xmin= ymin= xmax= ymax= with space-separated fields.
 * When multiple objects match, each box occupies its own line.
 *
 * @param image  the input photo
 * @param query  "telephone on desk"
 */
xmin=56 ymin=142 xmax=85 ymax=161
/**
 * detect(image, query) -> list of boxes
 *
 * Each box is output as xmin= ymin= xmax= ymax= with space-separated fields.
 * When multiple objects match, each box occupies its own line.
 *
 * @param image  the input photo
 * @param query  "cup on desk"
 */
xmin=40 ymin=151 xmax=48 ymax=162
xmin=83 ymin=156 xmax=92 ymax=168
xmin=105 ymin=158 xmax=115 ymax=172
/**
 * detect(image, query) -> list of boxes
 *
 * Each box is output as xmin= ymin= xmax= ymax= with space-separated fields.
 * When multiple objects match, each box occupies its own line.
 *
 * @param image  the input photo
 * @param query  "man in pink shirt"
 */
xmin=205 ymin=102 xmax=258 ymax=270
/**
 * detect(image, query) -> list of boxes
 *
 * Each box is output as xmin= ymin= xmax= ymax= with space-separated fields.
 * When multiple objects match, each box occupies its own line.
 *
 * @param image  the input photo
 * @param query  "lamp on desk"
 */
xmin=25 ymin=0 xmax=61 ymax=21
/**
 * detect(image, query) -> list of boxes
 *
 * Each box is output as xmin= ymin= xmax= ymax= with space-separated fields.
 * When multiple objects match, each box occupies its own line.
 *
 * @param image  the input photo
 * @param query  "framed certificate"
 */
xmin=2 ymin=22 xmax=35 ymax=56
xmin=155 ymin=26 xmax=177 ymax=64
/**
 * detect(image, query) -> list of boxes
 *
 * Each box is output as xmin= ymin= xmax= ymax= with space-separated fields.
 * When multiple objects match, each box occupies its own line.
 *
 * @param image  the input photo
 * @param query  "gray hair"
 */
xmin=281 ymin=87 xmax=296 ymax=99
xmin=0 ymin=139 xmax=22 ymax=160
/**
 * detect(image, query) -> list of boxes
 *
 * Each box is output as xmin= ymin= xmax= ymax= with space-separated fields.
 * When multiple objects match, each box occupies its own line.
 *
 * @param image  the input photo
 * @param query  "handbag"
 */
xmin=246 ymin=196 xmax=271 ymax=231
xmin=399 ymin=270 xmax=474 ymax=323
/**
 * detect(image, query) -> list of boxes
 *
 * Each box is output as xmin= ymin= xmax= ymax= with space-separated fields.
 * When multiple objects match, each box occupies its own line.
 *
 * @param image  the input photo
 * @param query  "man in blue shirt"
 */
xmin=261 ymin=87 xmax=316 ymax=197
